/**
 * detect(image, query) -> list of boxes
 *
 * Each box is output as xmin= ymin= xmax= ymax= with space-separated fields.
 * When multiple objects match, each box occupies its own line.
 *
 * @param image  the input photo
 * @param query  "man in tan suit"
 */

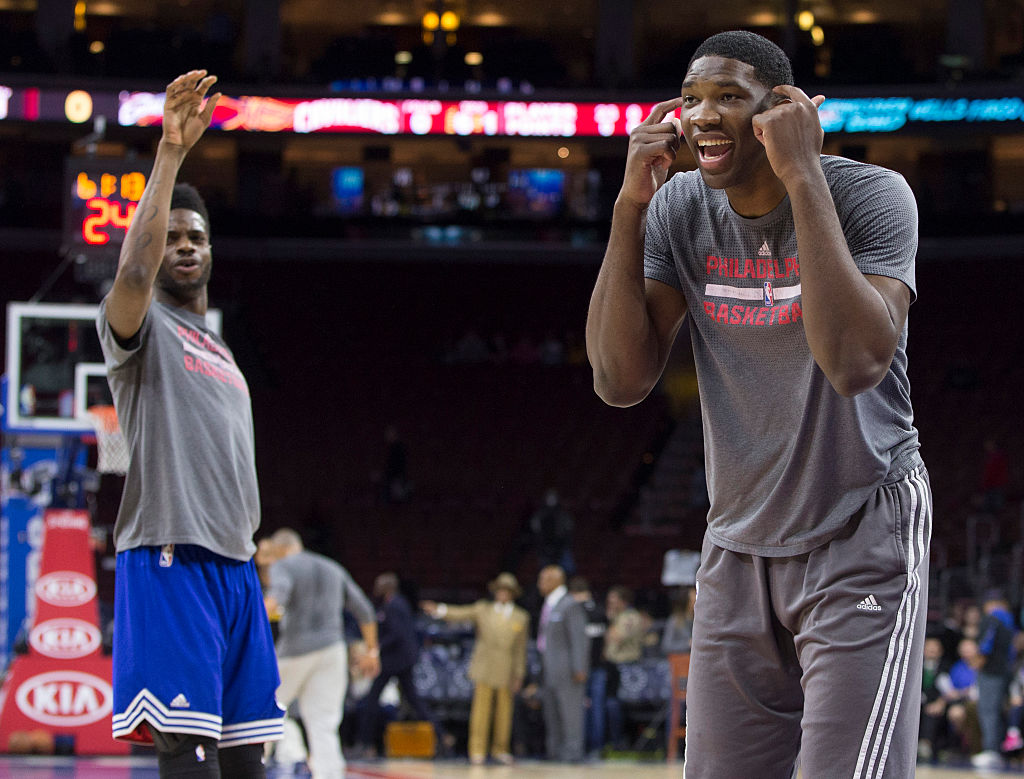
xmin=422 ymin=573 xmax=529 ymax=765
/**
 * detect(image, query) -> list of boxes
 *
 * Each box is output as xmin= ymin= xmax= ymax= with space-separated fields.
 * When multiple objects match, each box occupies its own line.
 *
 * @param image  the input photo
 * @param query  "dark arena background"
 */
xmin=0 ymin=0 xmax=1021 ymax=775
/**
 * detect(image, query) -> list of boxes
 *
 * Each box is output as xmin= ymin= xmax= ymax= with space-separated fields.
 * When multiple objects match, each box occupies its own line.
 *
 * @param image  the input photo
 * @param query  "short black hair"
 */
xmin=170 ymin=183 xmax=211 ymax=235
xmin=688 ymin=30 xmax=793 ymax=89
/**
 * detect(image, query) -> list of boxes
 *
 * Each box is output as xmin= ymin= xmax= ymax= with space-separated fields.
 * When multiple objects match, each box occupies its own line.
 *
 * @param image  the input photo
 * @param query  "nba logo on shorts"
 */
xmin=160 ymin=544 xmax=175 ymax=567
xmin=763 ymin=281 xmax=775 ymax=307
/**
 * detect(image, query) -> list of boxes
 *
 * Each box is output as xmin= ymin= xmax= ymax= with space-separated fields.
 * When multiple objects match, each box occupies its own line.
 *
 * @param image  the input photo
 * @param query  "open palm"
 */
xmin=162 ymin=69 xmax=221 ymax=150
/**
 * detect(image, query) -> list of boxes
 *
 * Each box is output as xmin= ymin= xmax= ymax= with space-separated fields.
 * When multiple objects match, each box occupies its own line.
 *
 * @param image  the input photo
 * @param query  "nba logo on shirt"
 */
xmin=763 ymin=281 xmax=775 ymax=306
xmin=160 ymin=544 xmax=175 ymax=567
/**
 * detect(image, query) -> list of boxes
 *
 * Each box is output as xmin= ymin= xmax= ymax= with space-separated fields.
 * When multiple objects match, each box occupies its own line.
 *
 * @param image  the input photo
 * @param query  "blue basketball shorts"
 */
xmin=111 ymin=544 xmax=285 ymax=747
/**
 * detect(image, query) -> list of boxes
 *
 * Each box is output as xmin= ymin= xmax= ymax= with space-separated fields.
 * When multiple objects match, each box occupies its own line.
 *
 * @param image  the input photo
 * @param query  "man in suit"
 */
xmin=536 ymin=565 xmax=589 ymax=762
xmin=422 ymin=572 xmax=529 ymax=765
xmin=353 ymin=572 xmax=448 ymax=758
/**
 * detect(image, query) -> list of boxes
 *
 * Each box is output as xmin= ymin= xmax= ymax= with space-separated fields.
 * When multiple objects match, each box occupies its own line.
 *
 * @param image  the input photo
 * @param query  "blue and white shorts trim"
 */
xmin=113 ymin=689 xmax=224 ymax=741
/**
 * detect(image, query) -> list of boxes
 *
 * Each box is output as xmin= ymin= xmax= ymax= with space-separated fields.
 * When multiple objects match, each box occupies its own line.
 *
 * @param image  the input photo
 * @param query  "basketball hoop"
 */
xmin=86 ymin=405 xmax=130 ymax=475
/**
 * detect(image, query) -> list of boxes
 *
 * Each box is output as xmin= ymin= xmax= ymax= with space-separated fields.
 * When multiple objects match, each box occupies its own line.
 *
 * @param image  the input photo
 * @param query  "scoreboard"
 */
xmin=62 ymin=157 xmax=152 ymax=281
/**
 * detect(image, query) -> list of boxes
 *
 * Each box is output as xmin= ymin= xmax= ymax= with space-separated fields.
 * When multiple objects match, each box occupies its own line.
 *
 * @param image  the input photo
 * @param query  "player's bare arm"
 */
xmin=753 ymin=85 xmax=909 ymax=397
xmin=105 ymin=70 xmax=221 ymax=340
xmin=587 ymin=98 xmax=688 ymax=407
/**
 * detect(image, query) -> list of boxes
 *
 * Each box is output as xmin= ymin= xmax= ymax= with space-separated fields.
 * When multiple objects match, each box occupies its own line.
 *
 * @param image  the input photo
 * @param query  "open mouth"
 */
xmin=174 ymin=260 xmax=200 ymax=273
xmin=698 ymin=139 xmax=734 ymax=161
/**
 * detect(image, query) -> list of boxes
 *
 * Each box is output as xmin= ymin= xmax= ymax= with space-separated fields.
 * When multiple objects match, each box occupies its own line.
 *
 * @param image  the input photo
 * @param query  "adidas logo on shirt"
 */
xmin=170 ymin=693 xmax=190 ymax=708
xmin=857 ymin=594 xmax=882 ymax=612
xmin=758 ymin=241 xmax=771 ymax=257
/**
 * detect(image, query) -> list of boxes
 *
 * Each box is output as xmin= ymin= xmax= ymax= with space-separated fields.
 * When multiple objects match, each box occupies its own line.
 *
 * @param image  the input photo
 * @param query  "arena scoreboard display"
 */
xmin=62 ymin=156 xmax=152 ymax=281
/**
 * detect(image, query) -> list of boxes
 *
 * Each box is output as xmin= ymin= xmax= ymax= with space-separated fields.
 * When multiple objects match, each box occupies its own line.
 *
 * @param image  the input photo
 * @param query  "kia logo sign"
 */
xmin=35 ymin=571 xmax=97 ymax=607
xmin=15 ymin=671 xmax=113 ymax=726
xmin=45 ymin=511 xmax=89 ymax=531
xmin=29 ymin=619 xmax=102 ymax=659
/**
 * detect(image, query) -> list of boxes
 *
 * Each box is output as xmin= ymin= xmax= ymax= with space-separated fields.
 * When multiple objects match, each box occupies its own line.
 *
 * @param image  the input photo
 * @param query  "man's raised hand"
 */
xmin=751 ymin=85 xmax=826 ymax=186
xmin=619 ymin=97 xmax=684 ymax=209
xmin=161 ymin=70 xmax=221 ymax=152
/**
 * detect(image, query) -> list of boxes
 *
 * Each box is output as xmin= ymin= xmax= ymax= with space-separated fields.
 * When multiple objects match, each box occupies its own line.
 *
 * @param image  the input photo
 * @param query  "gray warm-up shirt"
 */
xmin=268 ymin=550 xmax=376 ymax=658
xmin=97 ymin=299 xmax=260 ymax=560
xmin=644 ymin=155 xmax=922 ymax=556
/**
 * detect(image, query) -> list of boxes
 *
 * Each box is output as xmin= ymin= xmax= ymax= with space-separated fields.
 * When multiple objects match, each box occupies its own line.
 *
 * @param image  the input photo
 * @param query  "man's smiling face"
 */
xmin=680 ymin=55 xmax=777 ymax=192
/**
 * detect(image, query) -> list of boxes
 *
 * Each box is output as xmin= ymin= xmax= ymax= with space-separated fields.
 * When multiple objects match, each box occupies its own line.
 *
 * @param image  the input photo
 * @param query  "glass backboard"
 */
xmin=5 ymin=302 xmax=221 ymax=433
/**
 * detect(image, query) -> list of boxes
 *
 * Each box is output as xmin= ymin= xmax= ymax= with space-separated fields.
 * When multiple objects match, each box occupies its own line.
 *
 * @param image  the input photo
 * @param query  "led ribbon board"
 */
xmin=1 ymin=84 xmax=1022 ymax=136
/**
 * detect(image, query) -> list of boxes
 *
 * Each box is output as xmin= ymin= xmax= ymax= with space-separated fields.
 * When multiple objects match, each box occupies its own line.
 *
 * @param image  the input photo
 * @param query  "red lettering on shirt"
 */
xmin=700 ymin=299 xmax=804 ymax=328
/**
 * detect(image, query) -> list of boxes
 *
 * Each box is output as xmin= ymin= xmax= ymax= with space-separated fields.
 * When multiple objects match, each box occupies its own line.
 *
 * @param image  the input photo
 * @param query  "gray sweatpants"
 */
xmin=684 ymin=466 xmax=931 ymax=779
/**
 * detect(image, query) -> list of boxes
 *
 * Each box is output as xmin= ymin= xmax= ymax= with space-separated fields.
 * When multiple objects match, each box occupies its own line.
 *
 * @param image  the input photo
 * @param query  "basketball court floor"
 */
xmin=0 ymin=756 xmax=1015 ymax=778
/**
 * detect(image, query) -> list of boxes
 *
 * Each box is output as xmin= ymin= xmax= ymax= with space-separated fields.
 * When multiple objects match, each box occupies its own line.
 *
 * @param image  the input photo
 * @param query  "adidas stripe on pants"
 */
xmin=683 ymin=466 xmax=932 ymax=779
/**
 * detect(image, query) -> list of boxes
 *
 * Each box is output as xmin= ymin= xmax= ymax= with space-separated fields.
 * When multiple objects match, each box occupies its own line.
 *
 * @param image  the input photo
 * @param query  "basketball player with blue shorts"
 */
xmin=587 ymin=32 xmax=930 ymax=777
xmin=97 ymin=69 xmax=283 ymax=776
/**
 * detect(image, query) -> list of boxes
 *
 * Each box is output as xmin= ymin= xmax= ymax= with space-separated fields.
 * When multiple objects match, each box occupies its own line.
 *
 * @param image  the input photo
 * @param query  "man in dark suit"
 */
xmin=536 ymin=565 xmax=589 ymax=762
xmin=353 ymin=572 xmax=448 ymax=758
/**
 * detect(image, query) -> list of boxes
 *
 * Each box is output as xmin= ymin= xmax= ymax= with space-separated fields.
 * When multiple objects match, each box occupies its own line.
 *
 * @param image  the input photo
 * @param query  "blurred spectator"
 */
xmin=529 ymin=488 xmax=575 ymax=574
xmin=1001 ymin=632 xmax=1024 ymax=754
xmin=970 ymin=590 xmax=1017 ymax=769
xmin=638 ymin=606 xmax=662 ymax=656
xmin=344 ymin=642 xmax=400 ymax=753
xmin=936 ymin=599 xmax=972 ymax=661
xmin=422 ymin=573 xmax=529 ymax=765
xmin=352 ymin=573 xmax=451 ymax=759
xmin=599 ymin=586 xmax=645 ymax=751
xmin=264 ymin=528 xmax=379 ymax=778
xmin=919 ymin=635 xmax=952 ymax=763
xmin=511 ymin=676 xmax=546 ymax=759
xmin=978 ymin=438 xmax=1009 ymax=515
xmin=661 ymin=587 xmax=696 ymax=655
xmin=536 ymin=565 xmax=588 ymax=762
xmin=568 ymin=577 xmax=608 ymax=758
xmin=937 ymin=638 xmax=982 ymax=758
xmin=961 ymin=602 xmax=984 ymax=641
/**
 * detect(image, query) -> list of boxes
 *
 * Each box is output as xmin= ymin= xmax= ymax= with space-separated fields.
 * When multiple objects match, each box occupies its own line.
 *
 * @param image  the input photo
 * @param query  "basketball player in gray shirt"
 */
xmin=97 ymin=70 xmax=282 ymax=777
xmin=587 ymin=32 xmax=930 ymax=778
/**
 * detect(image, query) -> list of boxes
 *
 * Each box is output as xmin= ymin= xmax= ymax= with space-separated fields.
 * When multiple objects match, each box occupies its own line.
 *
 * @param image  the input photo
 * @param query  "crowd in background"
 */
xmin=255 ymin=531 xmax=695 ymax=772
xmin=921 ymin=591 xmax=1024 ymax=770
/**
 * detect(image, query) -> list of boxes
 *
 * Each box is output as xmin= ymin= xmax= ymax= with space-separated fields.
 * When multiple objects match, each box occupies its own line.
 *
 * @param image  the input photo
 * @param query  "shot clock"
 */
xmin=63 ymin=156 xmax=153 ymax=282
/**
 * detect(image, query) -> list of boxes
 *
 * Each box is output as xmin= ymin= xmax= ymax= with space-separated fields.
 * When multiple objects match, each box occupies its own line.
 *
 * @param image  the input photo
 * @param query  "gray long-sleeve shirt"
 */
xmin=269 ymin=550 xmax=374 ymax=658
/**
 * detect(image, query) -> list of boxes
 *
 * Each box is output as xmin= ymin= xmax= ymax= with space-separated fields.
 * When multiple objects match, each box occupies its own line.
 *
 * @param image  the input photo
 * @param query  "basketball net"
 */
xmin=86 ymin=405 xmax=130 ymax=475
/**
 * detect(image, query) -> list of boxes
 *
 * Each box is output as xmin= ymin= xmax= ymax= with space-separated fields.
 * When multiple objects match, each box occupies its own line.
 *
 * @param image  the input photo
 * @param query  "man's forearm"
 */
xmin=788 ymin=173 xmax=900 ymax=396
xmin=587 ymin=199 xmax=663 ymax=406
xmin=115 ymin=141 xmax=188 ymax=289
